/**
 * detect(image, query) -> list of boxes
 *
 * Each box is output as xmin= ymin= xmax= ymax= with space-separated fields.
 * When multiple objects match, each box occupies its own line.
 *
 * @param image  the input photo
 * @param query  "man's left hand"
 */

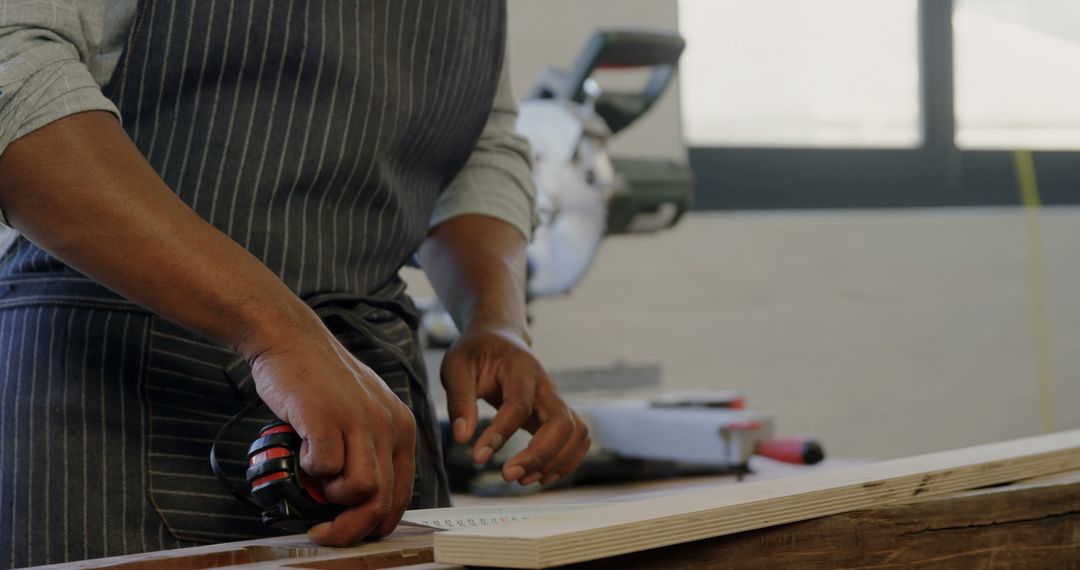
xmin=441 ymin=324 xmax=590 ymax=486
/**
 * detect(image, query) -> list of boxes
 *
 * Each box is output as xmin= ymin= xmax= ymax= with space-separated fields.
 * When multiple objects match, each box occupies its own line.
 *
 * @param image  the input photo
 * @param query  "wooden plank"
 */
xmin=27 ymin=468 xmax=1080 ymax=569
xmin=551 ymin=471 xmax=1080 ymax=569
xmin=160 ymin=471 xmax=1080 ymax=569
xmin=30 ymin=527 xmax=436 ymax=570
xmin=433 ymin=430 xmax=1080 ymax=568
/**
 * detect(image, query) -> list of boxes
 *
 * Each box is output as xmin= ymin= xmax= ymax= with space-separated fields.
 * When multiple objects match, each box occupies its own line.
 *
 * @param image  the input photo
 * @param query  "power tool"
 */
xmin=419 ymin=29 xmax=693 ymax=347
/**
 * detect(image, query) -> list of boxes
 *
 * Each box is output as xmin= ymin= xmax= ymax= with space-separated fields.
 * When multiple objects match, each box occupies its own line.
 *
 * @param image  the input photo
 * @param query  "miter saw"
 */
xmin=420 ymin=30 xmax=694 ymax=344
xmin=519 ymin=29 xmax=692 ymax=297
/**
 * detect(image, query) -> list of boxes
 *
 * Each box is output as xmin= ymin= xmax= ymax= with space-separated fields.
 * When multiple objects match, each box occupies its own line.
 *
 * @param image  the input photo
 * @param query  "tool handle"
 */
xmin=756 ymin=437 xmax=825 ymax=465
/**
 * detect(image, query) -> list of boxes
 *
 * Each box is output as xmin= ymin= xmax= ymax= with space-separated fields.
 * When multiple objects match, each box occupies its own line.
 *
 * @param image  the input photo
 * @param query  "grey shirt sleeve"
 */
xmin=428 ymin=54 xmax=539 ymax=241
xmin=0 ymin=0 xmax=121 ymax=225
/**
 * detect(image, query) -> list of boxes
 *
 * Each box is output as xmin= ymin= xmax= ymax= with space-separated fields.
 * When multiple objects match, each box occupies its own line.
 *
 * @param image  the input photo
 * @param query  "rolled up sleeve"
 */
xmin=428 ymin=54 xmax=539 ymax=241
xmin=0 ymin=0 xmax=118 ymax=164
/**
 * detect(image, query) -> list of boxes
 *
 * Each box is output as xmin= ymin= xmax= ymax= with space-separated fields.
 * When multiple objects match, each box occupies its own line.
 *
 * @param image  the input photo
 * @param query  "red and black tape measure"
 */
xmin=211 ymin=399 xmax=344 ymax=533
xmin=244 ymin=420 xmax=345 ymax=532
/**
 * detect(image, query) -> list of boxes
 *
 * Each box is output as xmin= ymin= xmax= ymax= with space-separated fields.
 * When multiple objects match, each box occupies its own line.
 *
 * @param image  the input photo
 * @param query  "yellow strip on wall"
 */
xmin=1012 ymin=150 xmax=1055 ymax=433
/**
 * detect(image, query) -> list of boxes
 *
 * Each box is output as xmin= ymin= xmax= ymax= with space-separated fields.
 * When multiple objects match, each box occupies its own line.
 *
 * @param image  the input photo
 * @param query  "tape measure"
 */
xmin=211 ymin=401 xmax=343 ymax=533
xmin=245 ymin=420 xmax=344 ymax=532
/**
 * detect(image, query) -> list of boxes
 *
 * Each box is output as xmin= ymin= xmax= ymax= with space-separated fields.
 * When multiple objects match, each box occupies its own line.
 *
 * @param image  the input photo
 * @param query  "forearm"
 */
xmin=0 ymin=111 xmax=318 ymax=357
xmin=418 ymin=214 xmax=530 ymax=342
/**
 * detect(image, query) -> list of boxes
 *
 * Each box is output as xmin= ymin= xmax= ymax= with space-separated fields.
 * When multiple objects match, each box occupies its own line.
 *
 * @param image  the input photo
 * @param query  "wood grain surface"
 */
xmin=434 ymin=430 xmax=1080 ymax=568
xmin=27 ymin=441 xmax=1080 ymax=570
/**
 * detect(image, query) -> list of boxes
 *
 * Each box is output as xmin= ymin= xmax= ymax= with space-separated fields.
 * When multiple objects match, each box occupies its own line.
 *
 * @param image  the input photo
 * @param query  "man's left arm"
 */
xmin=420 ymin=216 xmax=588 ymax=487
xmin=419 ymin=56 xmax=589 ymax=487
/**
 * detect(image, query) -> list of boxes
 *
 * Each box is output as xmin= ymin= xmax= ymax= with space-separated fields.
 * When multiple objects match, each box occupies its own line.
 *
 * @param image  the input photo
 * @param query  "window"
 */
xmin=678 ymin=0 xmax=921 ymax=148
xmin=954 ymin=0 xmax=1080 ymax=149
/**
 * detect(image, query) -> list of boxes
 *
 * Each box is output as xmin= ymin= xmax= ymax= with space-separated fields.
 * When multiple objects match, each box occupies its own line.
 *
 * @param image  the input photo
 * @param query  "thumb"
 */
xmin=441 ymin=351 xmax=479 ymax=445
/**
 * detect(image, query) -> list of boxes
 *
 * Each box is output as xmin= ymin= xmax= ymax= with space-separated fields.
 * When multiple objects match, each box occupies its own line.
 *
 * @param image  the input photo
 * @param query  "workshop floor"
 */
xmin=403 ymin=207 xmax=1080 ymax=460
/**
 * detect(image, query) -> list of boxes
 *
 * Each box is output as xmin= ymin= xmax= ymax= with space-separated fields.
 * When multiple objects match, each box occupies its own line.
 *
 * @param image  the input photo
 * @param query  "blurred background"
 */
xmin=406 ymin=0 xmax=1080 ymax=461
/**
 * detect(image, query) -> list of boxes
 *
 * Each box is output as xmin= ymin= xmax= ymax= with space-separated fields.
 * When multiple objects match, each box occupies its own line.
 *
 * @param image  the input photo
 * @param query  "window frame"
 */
xmin=687 ymin=0 xmax=1080 ymax=210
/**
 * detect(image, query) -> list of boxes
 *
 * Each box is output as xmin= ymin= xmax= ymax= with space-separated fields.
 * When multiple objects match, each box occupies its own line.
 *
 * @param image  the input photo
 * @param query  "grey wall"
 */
xmin=506 ymin=0 xmax=686 ymax=160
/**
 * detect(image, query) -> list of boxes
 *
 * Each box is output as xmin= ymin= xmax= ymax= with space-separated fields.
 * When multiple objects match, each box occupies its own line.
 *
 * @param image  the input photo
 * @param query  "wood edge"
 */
xmin=437 ymin=441 xmax=1080 ymax=540
xmin=433 ymin=436 xmax=1080 ymax=568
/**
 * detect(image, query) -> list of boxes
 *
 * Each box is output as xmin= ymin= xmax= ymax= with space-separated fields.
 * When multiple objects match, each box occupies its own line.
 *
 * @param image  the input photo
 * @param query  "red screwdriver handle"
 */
xmin=756 ymin=437 xmax=825 ymax=465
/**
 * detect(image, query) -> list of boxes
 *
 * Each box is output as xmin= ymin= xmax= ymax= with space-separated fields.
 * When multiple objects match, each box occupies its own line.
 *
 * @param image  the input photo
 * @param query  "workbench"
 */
xmin=33 ymin=459 xmax=1080 ymax=569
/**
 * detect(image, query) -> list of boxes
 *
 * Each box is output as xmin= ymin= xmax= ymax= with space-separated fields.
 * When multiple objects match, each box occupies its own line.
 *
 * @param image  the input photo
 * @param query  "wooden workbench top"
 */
xmin=30 ymin=462 xmax=1080 ymax=569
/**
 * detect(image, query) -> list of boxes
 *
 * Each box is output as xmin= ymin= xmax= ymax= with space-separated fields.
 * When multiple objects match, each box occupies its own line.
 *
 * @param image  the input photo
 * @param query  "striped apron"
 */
xmin=0 ymin=0 xmax=506 ymax=566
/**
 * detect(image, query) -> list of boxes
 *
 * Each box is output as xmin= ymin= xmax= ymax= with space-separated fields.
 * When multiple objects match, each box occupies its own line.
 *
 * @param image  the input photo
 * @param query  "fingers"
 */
xmin=320 ymin=433 xmax=380 ymax=505
xmin=307 ymin=484 xmax=392 ymax=547
xmin=438 ymin=328 xmax=589 ymax=487
xmin=302 ymin=378 xmax=416 ymax=544
xmin=441 ymin=350 xmax=479 ymax=445
xmin=375 ymin=410 xmax=416 ymax=539
xmin=540 ymin=414 xmax=591 ymax=485
xmin=375 ymin=436 xmax=416 ymax=539
xmin=475 ymin=359 xmax=535 ymax=466
xmin=501 ymin=388 xmax=576 ymax=484
xmin=310 ymin=435 xmax=396 ymax=546
xmin=297 ymin=419 xmax=346 ymax=479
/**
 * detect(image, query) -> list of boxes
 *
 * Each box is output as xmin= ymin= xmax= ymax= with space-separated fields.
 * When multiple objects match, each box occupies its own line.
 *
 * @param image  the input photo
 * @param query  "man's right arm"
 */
xmin=1 ymin=3 xmax=412 ymax=544
xmin=1 ymin=111 xmax=312 ymax=353
xmin=0 ymin=111 xmax=411 ymax=546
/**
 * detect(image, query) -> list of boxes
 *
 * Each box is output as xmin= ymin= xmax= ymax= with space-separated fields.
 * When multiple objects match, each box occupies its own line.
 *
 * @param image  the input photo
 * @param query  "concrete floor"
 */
xmin=404 ymin=207 xmax=1080 ymax=460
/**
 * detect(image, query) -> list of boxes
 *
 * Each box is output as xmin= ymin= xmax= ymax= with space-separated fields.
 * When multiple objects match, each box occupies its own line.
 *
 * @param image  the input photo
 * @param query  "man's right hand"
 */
xmin=247 ymin=324 xmax=417 ymax=546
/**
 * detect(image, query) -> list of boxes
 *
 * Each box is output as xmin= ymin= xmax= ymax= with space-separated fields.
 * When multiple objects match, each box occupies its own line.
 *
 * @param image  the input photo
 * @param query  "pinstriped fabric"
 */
xmin=0 ymin=298 xmax=199 ymax=568
xmin=89 ymin=0 xmax=507 ymax=298
xmin=0 ymin=0 xmax=505 ymax=564
xmin=142 ymin=319 xmax=275 ymax=543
